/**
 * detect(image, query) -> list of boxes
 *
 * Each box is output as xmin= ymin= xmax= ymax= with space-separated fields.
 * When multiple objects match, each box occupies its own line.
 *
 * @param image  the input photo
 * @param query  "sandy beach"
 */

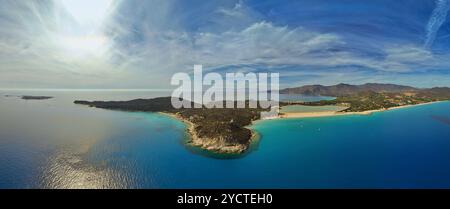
xmin=279 ymin=101 xmax=443 ymax=119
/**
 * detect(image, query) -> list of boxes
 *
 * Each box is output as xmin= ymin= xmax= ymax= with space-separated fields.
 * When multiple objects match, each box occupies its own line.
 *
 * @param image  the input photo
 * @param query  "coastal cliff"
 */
xmin=173 ymin=107 xmax=262 ymax=153
xmin=169 ymin=112 xmax=251 ymax=153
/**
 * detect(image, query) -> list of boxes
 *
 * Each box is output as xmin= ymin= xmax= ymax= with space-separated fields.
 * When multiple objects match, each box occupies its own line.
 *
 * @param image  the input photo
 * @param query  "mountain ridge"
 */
xmin=280 ymin=83 xmax=433 ymax=97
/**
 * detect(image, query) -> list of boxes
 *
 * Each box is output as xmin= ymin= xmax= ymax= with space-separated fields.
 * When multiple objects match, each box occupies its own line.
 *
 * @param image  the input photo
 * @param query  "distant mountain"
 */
xmin=417 ymin=87 xmax=450 ymax=99
xmin=280 ymin=83 xmax=419 ymax=97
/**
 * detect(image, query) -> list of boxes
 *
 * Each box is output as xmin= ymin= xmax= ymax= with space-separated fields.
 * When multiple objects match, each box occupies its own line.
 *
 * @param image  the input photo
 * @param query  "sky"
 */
xmin=1 ymin=0 xmax=450 ymax=89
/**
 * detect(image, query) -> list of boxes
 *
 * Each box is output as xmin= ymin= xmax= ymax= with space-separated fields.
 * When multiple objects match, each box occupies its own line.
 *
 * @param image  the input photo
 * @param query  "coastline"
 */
xmin=279 ymin=101 xmax=444 ymax=119
xmin=126 ymin=100 xmax=445 ymax=154
xmin=160 ymin=112 xmax=257 ymax=154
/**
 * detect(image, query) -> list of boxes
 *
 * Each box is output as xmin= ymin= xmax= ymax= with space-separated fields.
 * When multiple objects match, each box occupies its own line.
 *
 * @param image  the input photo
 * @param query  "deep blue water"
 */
xmin=1 ymin=90 xmax=450 ymax=188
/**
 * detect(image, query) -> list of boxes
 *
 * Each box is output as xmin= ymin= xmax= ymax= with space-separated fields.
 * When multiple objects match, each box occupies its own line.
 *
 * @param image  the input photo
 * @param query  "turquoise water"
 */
xmin=1 ymin=90 xmax=450 ymax=188
xmin=252 ymin=102 xmax=450 ymax=188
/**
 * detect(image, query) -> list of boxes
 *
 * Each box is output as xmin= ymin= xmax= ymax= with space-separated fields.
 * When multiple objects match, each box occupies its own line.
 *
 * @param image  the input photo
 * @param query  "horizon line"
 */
xmin=1 ymin=82 xmax=450 ymax=91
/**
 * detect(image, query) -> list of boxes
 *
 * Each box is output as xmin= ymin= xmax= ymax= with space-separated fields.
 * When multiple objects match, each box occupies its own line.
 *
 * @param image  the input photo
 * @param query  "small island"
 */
xmin=21 ymin=96 xmax=53 ymax=100
xmin=74 ymin=83 xmax=450 ymax=154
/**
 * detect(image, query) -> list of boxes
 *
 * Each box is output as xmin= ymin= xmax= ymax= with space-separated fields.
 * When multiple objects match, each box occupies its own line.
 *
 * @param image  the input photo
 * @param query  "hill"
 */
xmin=280 ymin=83 xmax=418 ymax=96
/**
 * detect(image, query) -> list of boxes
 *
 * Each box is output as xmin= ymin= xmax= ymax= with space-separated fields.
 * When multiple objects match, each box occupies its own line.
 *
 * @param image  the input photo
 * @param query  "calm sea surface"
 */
xmin=1 ymin=90 xmax=450 ymax=188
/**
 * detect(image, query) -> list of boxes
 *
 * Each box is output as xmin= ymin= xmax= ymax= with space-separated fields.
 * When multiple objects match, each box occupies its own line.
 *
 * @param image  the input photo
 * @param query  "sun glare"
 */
xmin=61 ymin=0 xmax=113 ymax=24
xmin=58 ymin=0 xmax=113 ymax=57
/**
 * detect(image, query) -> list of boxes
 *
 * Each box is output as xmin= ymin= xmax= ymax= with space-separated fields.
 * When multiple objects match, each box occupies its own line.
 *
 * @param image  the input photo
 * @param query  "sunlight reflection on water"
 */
xmin=40 ymin=150 xmax=117 ymax=189
xmin=0 ymin=90 xmax=170 ymax=189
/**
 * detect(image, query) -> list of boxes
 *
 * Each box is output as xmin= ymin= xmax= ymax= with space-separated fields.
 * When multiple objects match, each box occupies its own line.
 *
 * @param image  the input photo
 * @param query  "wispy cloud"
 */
xmin=425 ymin=0 xmax=450 ymax=48
xmin=1 ymin=0 xmax=450 ymax=88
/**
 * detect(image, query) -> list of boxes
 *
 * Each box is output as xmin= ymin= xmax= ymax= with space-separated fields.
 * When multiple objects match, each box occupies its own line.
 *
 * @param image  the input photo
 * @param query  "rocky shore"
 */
xmin=162 ymin=112 xmax=257 ymax=154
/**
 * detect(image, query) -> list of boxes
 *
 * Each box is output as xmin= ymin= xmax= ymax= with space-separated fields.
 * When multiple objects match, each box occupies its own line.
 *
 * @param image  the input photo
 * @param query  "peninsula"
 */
xmin=74 ymin=83 xmax=450 ymax=154
xmin=75 ymin=98 xmax=267 ymax=154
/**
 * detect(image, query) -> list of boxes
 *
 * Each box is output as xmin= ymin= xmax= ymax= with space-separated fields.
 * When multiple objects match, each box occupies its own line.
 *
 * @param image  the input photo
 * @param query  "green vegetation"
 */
xmin=75 ymin=98 xmax=267 ymax=153
xmin=174 ymin=108 xmax=262 ymax=145
xmin=289 ymin=90 xmax=450 ymax=112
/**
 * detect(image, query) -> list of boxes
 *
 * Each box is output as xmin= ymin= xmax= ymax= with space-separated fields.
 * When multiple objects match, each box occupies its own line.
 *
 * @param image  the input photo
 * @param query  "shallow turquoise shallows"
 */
xmin=1 ymin=90 xmax=450 ymax=188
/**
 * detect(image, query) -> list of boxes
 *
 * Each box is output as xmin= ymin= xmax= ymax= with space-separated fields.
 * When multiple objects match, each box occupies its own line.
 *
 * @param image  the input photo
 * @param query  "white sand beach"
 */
xmin=279 ymin=101 xmax=443 ymax=119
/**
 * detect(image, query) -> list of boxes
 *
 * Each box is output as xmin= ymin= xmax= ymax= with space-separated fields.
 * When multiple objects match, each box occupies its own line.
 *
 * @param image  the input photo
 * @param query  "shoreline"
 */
xmin=279 ymin=101 xmax=444 ymax=119
xmin=160 ymin=112 xmax=257 ymax=154
xmin=157 ymin=101 xmax=445 ymax=154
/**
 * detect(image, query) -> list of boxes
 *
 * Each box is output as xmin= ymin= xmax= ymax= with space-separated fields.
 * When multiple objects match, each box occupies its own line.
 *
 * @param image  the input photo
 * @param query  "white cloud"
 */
xmin=385 ymin=46 xmax=433 ymax=63
xmin=217 ymin=0 xmax=245 ymax=17
xmin=1 ymin=0 xmax=450 ymax=89
xmin=0 ymin=0 xmax=122 ymax=88
xmin=425 ymin=0 xmax=450 ymax=47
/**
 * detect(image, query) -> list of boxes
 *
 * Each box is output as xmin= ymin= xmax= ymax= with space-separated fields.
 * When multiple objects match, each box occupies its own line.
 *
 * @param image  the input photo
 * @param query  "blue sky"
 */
xmin=1 ymin=0 xmax=450 ymax=89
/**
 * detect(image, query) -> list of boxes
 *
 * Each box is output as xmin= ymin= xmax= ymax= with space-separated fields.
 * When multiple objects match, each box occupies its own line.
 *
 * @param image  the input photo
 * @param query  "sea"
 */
xmin=1 ymin=89 xmax=450 ymax=188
